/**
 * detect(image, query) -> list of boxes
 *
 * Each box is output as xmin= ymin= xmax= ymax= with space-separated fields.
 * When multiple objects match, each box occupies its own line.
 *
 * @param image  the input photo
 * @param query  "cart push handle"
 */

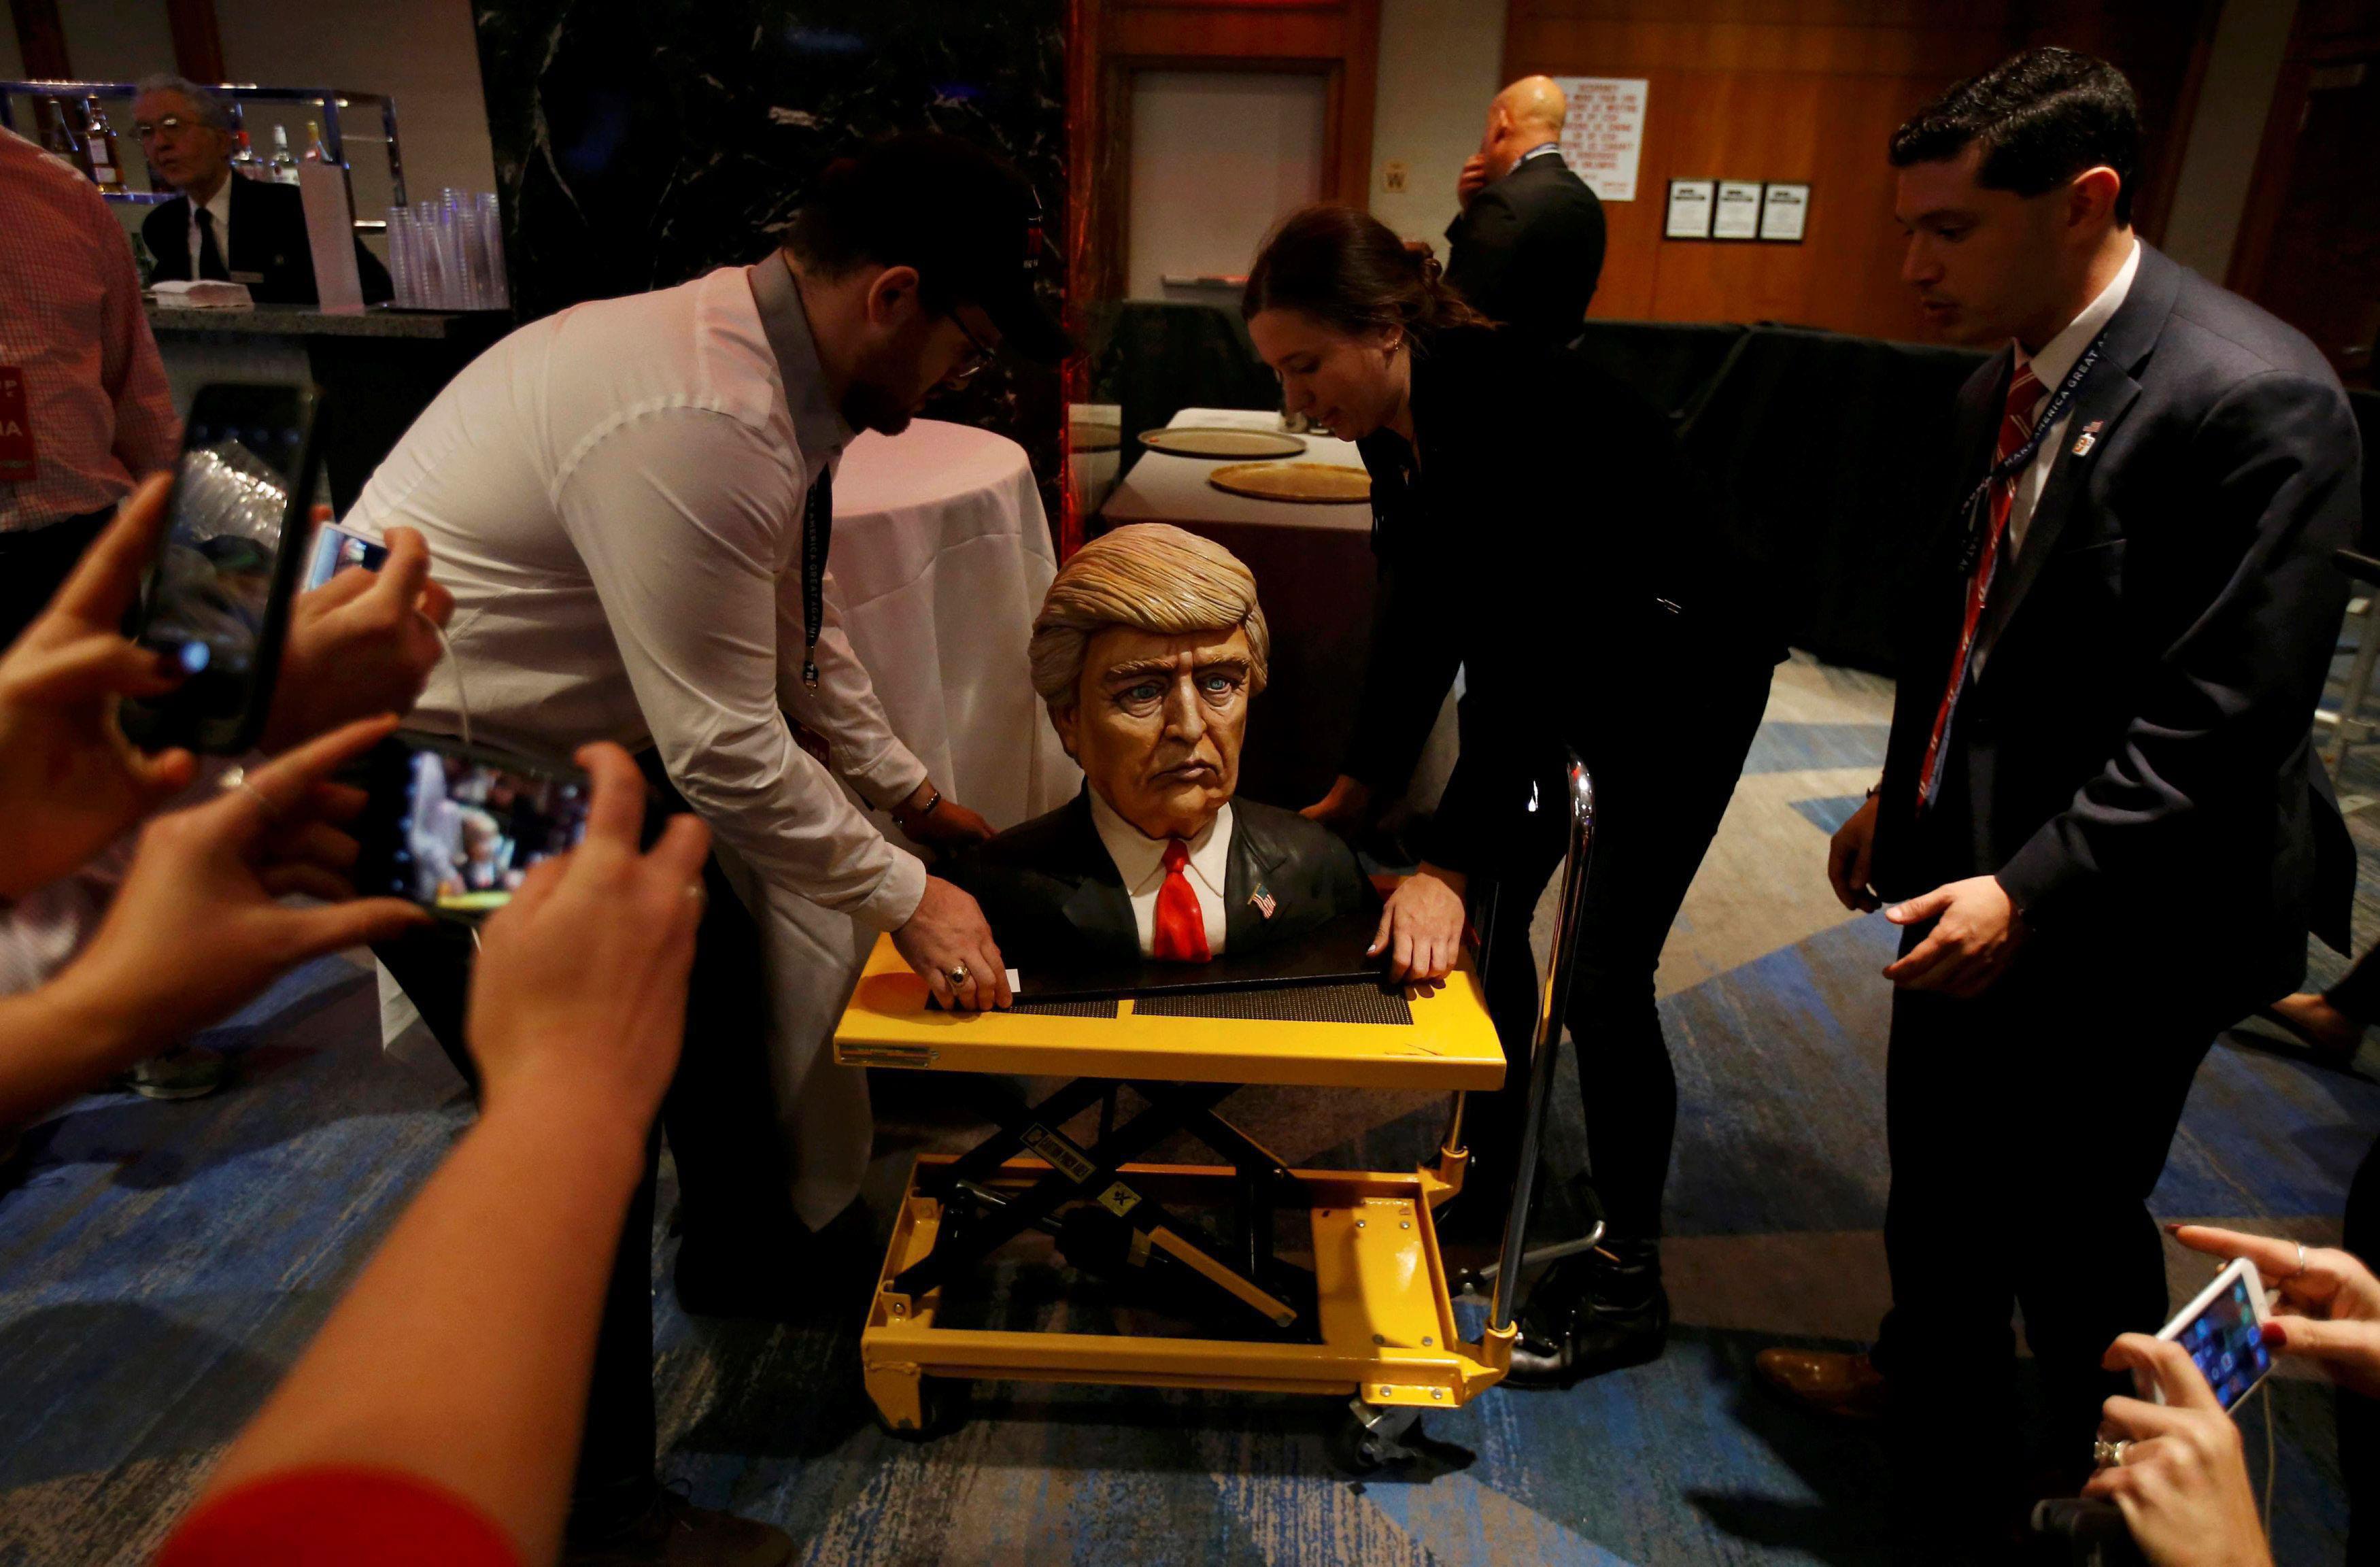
xmin=1487 ymin=754 xmax=1595 ymax=1335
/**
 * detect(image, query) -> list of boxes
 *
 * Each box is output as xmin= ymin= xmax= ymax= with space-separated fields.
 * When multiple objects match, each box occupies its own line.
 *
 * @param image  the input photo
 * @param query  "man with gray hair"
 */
xmin=132 ymin=74 xmax=390 ymax=305
xmin=1444 ymin=74 xmax=1607 ymax=346
xmin=949 ymin=523 xmax=1374 ymax=973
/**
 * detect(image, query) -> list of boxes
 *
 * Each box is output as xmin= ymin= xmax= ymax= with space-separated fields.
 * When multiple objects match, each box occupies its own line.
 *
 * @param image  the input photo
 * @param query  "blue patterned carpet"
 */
xmin=1 ymin=654 xmax=2373 ymax=1565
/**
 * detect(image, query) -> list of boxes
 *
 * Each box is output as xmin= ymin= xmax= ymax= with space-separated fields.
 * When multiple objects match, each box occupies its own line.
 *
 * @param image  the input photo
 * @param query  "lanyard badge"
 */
xmin=1954 ymin=331 xmax=2111 ymax=576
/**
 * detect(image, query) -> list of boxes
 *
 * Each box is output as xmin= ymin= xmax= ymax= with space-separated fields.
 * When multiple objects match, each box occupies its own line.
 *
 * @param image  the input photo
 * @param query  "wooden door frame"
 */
xmin=1068 ymin=0 xmax=1379 ymax=307
xmin=2228 ymin=7 xmax=2380 ymax=297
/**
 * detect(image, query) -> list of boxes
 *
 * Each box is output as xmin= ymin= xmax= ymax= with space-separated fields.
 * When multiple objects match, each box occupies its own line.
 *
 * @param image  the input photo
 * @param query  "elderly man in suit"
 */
xmin=1758 ymin=48 xmax=2361 ymax=1557
xmin=131 ymin=75 xmax=392 ymax=306
xmin=951 ymin=524 xmax=1374 ymax=971
xmin=1444 ymin=75 xmax=1606 ymax=347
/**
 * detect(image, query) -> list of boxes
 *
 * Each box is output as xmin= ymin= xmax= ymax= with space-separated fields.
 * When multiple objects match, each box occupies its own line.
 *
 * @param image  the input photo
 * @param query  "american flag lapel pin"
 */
xmin=1250 ymin=886 xmax=1277 ymax=920
xmin=2071 ymin=419 xmax=2105 ymax=458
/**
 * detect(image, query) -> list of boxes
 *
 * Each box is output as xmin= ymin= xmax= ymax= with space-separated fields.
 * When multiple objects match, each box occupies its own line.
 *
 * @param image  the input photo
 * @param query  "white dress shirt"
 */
xmin=1088 ymin=790 xmax=1234 ymax=957
xmin=347 ymin=254 xmax=930 ymax=930
xmin=184 ymin=174 xmax=234 ymax=279
xmin=2006 ymin=237 xmax=2139 ymax=560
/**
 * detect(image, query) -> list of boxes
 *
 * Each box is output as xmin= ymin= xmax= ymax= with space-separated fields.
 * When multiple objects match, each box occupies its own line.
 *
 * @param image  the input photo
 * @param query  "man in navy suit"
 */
xmin=132 ymin=75 xmax=392 ymax=307
xmin=1442 ymin=75 xmax=1606 ymax=348
xmin=1758 ymin=49 xmax=2362 ymax=1555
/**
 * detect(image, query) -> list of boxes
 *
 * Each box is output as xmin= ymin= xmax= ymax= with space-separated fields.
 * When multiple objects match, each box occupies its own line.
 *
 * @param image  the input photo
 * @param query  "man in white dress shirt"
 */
xmin=353 ymin=135 xmax=1064 ymax=1566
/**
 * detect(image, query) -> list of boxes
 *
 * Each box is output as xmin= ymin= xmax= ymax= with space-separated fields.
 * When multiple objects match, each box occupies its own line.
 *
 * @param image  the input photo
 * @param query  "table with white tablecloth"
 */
xmin=1098 ymin=408 xmax=1455 ymax=818
xmin=713 ymin=418 xmax=1079 ymax=1226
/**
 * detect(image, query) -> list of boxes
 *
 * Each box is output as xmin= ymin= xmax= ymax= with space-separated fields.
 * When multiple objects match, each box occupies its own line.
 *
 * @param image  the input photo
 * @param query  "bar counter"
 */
xmin=145 ymin=303 xmax=514 ymax=511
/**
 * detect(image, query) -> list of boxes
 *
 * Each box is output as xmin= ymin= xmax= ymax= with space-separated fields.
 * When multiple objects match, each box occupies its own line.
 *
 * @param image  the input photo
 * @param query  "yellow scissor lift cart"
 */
xmin=835 ymin=761 xmax=1597 ymax=1472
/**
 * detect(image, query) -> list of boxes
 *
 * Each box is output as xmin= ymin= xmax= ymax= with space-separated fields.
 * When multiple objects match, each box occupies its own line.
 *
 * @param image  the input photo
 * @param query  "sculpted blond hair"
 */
xmin=1029 ymin=524 xmax=1271 ymax=711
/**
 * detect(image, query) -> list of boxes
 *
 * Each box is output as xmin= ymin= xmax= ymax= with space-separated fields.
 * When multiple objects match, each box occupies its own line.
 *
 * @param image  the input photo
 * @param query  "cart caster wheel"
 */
xmin=1326 ymin=1399 xmax=1421 ymax=1475
xmin=873 ymin=1377 xmax=968 ymax=1442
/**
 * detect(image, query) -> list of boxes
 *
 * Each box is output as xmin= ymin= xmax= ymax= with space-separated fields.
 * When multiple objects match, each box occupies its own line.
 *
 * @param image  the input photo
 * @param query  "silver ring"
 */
xmin=2092 ymin=1437 xmax=2130 ymax=1468
xmin=2291 ymin=1241 xmax=2309 ymax=1279
xmin=948 ymin=962 xmax=972 ymax=988
xmin=219 ymin=765 xmax=282 ymax=823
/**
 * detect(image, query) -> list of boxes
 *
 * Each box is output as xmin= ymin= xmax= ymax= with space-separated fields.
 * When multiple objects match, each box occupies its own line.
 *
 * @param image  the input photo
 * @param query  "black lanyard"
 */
xmin=1956 ymin=328 xmax=2109 ymax=575
xmin=800 ymin=464 xmax=832 ymax=692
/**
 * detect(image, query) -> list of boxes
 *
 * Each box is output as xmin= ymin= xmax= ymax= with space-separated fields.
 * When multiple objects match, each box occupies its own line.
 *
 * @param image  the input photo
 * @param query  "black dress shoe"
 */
xmin=1503 ymin=1239 xmax=1669 ymax=1389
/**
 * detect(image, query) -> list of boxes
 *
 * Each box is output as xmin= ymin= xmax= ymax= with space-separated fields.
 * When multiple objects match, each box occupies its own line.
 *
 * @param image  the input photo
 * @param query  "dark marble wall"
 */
xmin=469 ymin=0 xmax=1067 ymax=502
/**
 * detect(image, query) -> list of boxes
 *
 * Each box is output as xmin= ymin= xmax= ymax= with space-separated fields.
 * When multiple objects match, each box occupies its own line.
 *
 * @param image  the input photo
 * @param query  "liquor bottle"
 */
xmin=303 ymin=118 xmax=335 ymax=167
xmin=230 ymin=129 xmax=264 ymax=181
xmin=37 ymin=97 xmax=80 ymax=163
xmin=269 ymin=124 xmax=301 ymax=186
xmin=82 ymin=97 xmax=125 ymax=194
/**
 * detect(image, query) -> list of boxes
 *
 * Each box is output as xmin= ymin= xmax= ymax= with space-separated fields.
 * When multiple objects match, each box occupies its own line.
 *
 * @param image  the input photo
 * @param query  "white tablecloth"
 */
xmin=716 ymin=419 xmax=1078 ymax=1225
xmin=1100 ymin=407 xmax=1374 ymax=533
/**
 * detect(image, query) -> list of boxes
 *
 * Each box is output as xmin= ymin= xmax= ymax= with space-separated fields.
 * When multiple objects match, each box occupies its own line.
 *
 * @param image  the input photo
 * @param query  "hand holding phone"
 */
xmin=2084 ymin=1330 xmax=2273 ymax=1567
xmin=0 ymin=474 xmax=199 ymax=898
xmin=2152 ymin=1256 xmax=2274 ymax=1411
xmin=34 ymin=715 xmax=432 ymax=1083
xmin=460 ymin=743 xmax=711 ymax=1128
xmin=263 ymin=524 xmax=452 ymax=752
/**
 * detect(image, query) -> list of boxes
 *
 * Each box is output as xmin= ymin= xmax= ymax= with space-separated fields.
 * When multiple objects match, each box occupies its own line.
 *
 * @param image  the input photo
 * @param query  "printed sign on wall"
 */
xmin=1551 ymin=77 xmax=1649 ymax=203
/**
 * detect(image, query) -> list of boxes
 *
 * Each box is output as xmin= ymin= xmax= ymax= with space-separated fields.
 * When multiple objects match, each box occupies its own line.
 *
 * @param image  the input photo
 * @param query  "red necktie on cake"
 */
xmin=1151 ymin=838 xmax=1210 ymax=962
xmin=1915 ymin=360 xmax=2046 ymax=811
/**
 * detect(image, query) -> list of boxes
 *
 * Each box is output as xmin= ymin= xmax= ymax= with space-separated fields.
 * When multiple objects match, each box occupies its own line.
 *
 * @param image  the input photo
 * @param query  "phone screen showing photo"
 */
xmin=361 ymin=740 xmax=594 ymax=917
xmin=305 ymin=525 xmax=389 ymax=591
xmin=2177 ymin=1273 xmax=2272 ymax=1411
xmin=138 ymin=393 xmax=310 ymax=720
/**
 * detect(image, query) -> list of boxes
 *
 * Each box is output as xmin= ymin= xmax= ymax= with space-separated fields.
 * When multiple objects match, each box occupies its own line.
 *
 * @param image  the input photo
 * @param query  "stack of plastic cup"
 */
xmin=386 ymin=190 xmax=509 ymax=309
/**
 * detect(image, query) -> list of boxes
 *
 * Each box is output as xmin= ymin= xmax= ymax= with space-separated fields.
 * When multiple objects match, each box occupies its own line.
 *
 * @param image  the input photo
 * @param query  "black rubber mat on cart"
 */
xmin=1132 ymin=985 xmax=1412 ymax=1025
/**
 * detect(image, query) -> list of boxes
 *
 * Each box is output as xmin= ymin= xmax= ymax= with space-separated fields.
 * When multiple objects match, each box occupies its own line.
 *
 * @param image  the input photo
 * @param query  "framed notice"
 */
xmin=1712 ymin=180 xmax=1764 ymax=240
xmin=1551 ymin=77 xmax=1648 ymax=202
xmin=1665 ymin=180 xmax=1715 ymax=239
xmin=1760 ymin=182 xmax=1811 ymax=241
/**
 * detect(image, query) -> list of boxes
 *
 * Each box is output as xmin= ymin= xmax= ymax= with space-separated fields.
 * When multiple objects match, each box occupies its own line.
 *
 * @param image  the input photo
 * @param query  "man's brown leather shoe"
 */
xmin=1753 ymin=1347 xmax=1888 ymax=1421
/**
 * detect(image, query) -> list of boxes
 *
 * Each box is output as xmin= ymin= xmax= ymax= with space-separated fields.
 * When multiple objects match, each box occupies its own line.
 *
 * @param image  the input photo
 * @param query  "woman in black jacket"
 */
xmin=1242 ymin=205 xmax=1779 ymax=1385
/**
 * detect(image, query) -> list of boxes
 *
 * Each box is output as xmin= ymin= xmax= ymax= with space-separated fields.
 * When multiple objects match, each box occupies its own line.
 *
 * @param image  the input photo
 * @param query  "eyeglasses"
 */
xmin=133 ymin=115 xmax=201 ymax=142
xmin=944 ymin=311 xmax=998 ymax=385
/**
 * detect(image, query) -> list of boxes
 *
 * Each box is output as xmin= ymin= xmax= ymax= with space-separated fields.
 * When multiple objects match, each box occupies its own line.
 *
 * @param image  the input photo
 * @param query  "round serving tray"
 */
xmin=1207 ymin=462 xmax=1372 ymax=504
xmin=1139 ymin=426 xmax=1308 ymax=460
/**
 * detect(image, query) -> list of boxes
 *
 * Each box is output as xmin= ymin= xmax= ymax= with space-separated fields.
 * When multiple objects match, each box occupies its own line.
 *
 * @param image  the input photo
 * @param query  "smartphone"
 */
xmin=2153 ymin=1256 xmax=2274 ymax=1411
xmin=348 ymin=732 xmax=596 ymax=921
xmin=305 ymin=520 xmax=388 ymax=591
xmin=121 ymin=383 xmax=324 ymax=753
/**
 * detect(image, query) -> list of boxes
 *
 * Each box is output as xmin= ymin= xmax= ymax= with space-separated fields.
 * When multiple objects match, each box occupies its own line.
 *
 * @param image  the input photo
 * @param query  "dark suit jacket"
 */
xmin=143 ymin=175 xmax=394 ymax=305
xmin=1346 ymin=324 xmax=1764 ymax=873
xmin=1442 ymin=153 xmax=1606 ymax=348
xmin=945 ymin=792 xmax=1376 ymax=971
xmin=1871 ymin=243 xmax=2362 ymax=1015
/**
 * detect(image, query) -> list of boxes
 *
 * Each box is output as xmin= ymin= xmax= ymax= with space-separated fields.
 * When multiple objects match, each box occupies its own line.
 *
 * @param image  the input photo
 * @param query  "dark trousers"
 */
xmin=0 ymin=506 xmax=116 ymax=648
xmin=375 ymin=757 xmax=796 ymax=1520
xmin=1875 ymin=946 xmax=2221 ymax=1560
xmin=1461 ymin=652 xmax=1774 ymax=1241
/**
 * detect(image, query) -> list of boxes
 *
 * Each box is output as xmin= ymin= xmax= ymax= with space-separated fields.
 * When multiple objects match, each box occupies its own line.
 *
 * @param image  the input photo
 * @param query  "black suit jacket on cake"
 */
xmin=945 ymin=792 xmax=1377 ymax=971
xmin=1869 ymin=242 xmax=2362 ymax=1016
xmin=143 ymin=175 xmax=394 ymax=305
xmin=1442 ymin=153 xmax=1606 ymax=348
